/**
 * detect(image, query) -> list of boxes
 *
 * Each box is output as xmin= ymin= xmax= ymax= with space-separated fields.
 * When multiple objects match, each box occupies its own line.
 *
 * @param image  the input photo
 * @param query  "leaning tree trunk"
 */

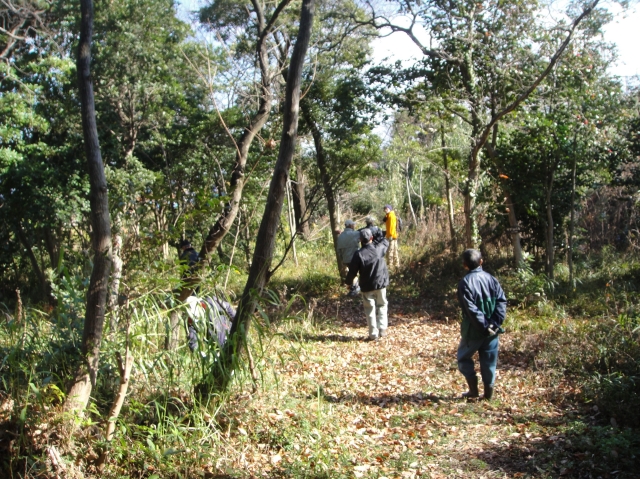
xmin=64 ymin=0 xmax=112 ymax=413
xmin=306 ymin=110 xmax=342 ymax=277
xmin=172 ymin=0 xmax=294 ymax=304
xmin=214 ymin=0 xmax=315 ymax=390
xmin=405 ymin=158 xmax=418 ymax=228
xmin=301 ymin=102 xmax=342 ymax=277
xmin=197 ymin=0 xmax=293 ymax=262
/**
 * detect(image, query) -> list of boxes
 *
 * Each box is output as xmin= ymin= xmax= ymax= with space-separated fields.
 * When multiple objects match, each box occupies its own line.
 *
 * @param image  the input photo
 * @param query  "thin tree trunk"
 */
xmin=545 ymin=170 xmax=555 ymax=279
xmin=301 ymin=103 xmax=342 ymax=277
xmin=440 ymin=122 xmax=457 ymax=251
xmin=291 ymin=161 xmax=310 ymax=238
xmin=285 ymin=179 xmax=299 ymax=266
xmin=198 ymin=0 xmax=293 ymax=262
xmin=405 ymin=159 xmax=418 ymax=228
xmin=108 ymin=229 xmax=123 ymax=332
xmin=418 ymin=165 xmax=425 ymax=224
xmin=43 ymin=225 xmax=60 ymax=271
xmin=64 ymin=0 xmax=112 ymax=414
xmin=15 ymin=222 xmax=50 ymax=302
xmin=505 ymin=190 xmax=524 ymax=266
xmin=215 ymin=0 xmax=315 ymax=390
xmin=569 ymin=151 xmax=577 ymax=289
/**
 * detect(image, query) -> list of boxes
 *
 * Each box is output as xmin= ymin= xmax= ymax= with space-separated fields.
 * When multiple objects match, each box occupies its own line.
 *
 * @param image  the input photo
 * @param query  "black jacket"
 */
xmin=345 ymin=238 xmax=389 ymax=292
xmin=457 ymin=267 xmax=507 ymax=340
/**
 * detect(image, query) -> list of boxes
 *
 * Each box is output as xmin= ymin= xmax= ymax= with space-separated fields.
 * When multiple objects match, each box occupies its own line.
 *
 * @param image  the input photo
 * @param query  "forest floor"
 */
xmin=204 ymin=284 xmax=638 ymax=479
xmin=3 ymin=253 xmax=639 ymax=478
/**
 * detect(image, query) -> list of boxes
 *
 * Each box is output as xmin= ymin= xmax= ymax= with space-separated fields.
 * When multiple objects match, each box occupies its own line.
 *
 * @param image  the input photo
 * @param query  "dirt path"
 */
xmin=213 ymin=294 xmax=616 ymax=478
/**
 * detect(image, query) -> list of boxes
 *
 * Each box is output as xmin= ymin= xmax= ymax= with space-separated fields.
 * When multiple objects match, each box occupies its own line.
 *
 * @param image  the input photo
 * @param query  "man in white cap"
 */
xmin=337 ymin=219 xmax=361 ymax=294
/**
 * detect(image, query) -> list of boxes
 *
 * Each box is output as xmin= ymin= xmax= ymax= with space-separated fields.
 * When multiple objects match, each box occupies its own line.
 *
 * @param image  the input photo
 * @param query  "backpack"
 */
xmin=396 ymin=216 xmax=403 ymax=232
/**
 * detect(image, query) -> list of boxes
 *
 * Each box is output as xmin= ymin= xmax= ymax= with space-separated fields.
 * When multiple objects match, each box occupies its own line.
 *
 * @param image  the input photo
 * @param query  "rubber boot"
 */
xmin=462 ymin=376 xmax=479 ymax=399
xmin=483 ymin=384 xmax=494 ymax=400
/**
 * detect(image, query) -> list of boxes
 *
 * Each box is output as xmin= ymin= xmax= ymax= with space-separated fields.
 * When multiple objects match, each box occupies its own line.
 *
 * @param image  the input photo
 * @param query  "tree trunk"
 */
xmin=108 ymin=228 xmax=124 ymax=330
xmin=214 ymin=0 xmax=315 ymax=390
xmin=64 ymin=0 xmax=112 ymax=414
xmin=544 ymin=170 xmax=555 ymax=280
xmin=43 ymin=225 xmax=61 ymax=271
xmin=505 ymin=190 xmax=524 ymax=266
xmin=569 ymin=152 xmax=577 ymax=289
xmin=291 ymin=161 xmax=310 ymax=238
xmin=198 ymin=0 xmax=294 ymax=263
xmin=165 ymin=309 xmax=181 ymax=351
xmin=15 ymin=222 xmax=51 ymax=303
xmin=440 ymin=122 xmax=457 ymax=251
xmin=405 ymin=159 xmax=418 ymax=229
xmin=285 ymin=179 xmax=299 ymax=266
xmin=301 ymin=103 xmax=342 ymax=277
xmin=463 ymin=107 xmax=483 ymax=249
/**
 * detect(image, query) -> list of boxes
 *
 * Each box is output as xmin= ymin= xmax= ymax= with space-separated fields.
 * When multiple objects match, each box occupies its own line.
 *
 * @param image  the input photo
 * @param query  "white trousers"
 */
xmin=361 ymin=288 xmax=388 ymax=338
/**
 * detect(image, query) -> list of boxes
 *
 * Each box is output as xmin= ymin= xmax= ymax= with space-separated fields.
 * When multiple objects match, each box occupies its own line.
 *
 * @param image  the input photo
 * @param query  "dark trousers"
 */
xmin=457 ymin=335 xmax=500 ymax=387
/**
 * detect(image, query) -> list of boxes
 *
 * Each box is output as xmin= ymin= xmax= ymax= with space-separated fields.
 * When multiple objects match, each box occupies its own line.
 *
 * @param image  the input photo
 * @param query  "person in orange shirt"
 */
xmin=384 ymin=205 xmax=400 ymax=270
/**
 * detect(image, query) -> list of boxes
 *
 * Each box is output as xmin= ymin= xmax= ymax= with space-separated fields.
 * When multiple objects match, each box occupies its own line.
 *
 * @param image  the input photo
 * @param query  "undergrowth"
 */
xmin=1 ymin=241 xmax=640 ymax=477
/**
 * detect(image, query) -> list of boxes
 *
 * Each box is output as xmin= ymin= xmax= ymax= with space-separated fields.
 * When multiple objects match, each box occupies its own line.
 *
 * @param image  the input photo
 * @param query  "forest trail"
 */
xmin=219 ymin=293 xmax=593 ymax=478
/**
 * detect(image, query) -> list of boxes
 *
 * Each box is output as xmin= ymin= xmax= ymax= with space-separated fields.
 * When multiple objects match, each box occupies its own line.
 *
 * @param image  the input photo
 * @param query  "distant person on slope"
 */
xmin=456 ymin=249 xmax=507 ymax=401
xmin=345 ymin=228 xmax=390 ymax=341
xmin=361 ymin=216 xmax=383 ymax=241
xmin=383 ymin=205 xmax=400 ymax=270
xmin=337 ymin=219 xmax=361 ymax=295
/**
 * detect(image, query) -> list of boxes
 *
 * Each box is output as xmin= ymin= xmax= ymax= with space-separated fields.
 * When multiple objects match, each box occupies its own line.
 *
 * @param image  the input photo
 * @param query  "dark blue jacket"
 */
xmin=345 ymin=238 xmax=389 ymax=292
xmin=457 ymin=267 xmax=507 ymax=340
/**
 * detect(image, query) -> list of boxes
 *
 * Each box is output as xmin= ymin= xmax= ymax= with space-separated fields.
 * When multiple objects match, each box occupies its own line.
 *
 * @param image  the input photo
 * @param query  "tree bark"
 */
xmin=569 ymin=150 xmax=577 ymax=289
xmin=505 ymin=190 xmax=524 ymax=266
xmin=43 ymin=225 xmax=61 ymax=271
xmin=302 ymin=103 xmax=342 ymax=278
xmin=64 ymin=0 xmax=112 ymax=414
xmin=108 ymin=218 xmax=123 ymax=315
xmin=214 ymin=0 xmax=315 ymax=390
xmin=405 ymin=158 xmax=418 ymax=228
xmin=291 ymin=161 xmax=310 ymax=238
xmin=545 ymin=169 xmax=555 ymax=279
xmin=440 ymin=121 xmax=457 ymax=251
xmin=15 ymin=222 xmax=51 ymax=303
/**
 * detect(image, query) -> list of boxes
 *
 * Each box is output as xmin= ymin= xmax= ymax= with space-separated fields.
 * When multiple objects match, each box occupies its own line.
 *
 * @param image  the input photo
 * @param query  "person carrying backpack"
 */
xmin=383 ymin=205 xmax=400 ymax=270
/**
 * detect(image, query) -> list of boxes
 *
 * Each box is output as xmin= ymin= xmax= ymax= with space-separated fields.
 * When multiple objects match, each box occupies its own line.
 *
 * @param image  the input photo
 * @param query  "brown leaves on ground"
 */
xmin=206 ymin=294 xmax=630 ymax=478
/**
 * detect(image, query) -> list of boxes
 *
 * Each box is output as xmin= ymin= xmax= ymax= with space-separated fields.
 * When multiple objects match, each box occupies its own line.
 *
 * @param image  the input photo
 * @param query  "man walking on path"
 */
xmin=456 ymin=249 xmax=507 ymax=400
xmin=337 ymin=219 xmax=361 ymax=294
xmin=345 ymin=228 xmax=390 ymax=341
xmin=384 ymin=205 xmax=400 ymax=270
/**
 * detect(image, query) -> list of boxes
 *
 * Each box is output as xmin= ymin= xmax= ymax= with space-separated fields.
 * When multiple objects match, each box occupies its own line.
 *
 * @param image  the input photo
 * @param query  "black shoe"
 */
xmin=483 ymin=384 xmax=494 ymax=400
xmin=365 ymin=335 xmax=379 ymax=342
xmin=462 ymin=376 xmax=479 ymax=399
